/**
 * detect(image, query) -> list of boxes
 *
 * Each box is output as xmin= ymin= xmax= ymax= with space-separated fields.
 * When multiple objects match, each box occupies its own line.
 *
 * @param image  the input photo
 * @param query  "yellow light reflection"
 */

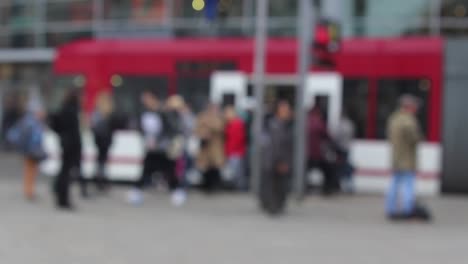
xmin=192 ymin=0 xmax=205 ymax=11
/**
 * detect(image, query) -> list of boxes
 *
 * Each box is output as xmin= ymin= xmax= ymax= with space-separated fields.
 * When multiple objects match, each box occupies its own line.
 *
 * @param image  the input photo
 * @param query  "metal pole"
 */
xmin=294 ymin=0 xmax=314 ymax=201
xmin=251 ymin=0 xmax=268 ymax=195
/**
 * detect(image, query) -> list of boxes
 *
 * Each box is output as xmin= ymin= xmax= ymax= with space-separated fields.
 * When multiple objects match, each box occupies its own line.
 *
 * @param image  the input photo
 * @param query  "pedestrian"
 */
xmin=259 ymin=100 xmax=294 ymax=215
xmin=195 ymin=103 xmax=225 ymax=193
xmin=307 ymin=105 xmax=339 ymax=196
xmin=334 ymin=111 xmax=356 ymax=193
xmin=127 ymin=92 xmax=186 ymax=206
xmin=175 ymin=98 xmax=196 ymax=187
xmin=49 ymin=89 xmax=84 ymax=210
xmin=223 ymin=105 xmax=247 ymax=191
xmin=164 ymin=95 xmax=188 ymax=206
xmin=7 ymin=104 xmax=47 ymax=201
xmin=91 ymin=92 xmax=116 ymax=192
xmin=386 ymin=94 xmax=425 ymax=220
xmin=127 ymin=91 xmax=162 ymax=204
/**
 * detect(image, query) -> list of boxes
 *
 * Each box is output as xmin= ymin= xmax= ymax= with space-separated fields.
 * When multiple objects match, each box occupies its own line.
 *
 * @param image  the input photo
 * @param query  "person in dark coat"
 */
xmin=259 ymin=100 xmax=294 ymax=215
xmin=307 ymin=105 xmax=339 ymax=196
xmin=50 ymin=90 xmax=84 ymax=210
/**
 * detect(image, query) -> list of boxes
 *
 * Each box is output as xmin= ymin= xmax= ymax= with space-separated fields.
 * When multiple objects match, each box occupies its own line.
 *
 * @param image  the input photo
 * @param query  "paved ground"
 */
xmin=1 ymin=154 xmax=468 ymax=264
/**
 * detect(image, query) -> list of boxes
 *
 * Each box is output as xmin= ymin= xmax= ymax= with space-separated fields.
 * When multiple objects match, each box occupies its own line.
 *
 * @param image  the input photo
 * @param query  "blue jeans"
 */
xmin=226 ymin=155 xmax=246 ymax=190
xmin=385 ymin=171 xmax=416 ymax=216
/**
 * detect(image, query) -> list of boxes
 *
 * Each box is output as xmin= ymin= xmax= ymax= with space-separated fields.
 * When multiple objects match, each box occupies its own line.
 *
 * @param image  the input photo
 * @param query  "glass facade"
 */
xmin=0 ymin=0 xmax=467 ymax=49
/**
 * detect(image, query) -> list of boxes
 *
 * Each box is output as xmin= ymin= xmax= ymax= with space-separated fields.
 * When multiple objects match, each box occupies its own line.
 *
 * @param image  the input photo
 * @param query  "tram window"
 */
xmin=376 ymin=79 xmax=430 ymax=139
xmin=112 ymin=75 xmax=168 ymax=128
xmin=222 ymin=93 xmax=236 ymax=108
xmin=315 ymin=95 xmax=329 ymax=123
xmin=342 ymin=79 xmax=368 ymax=139
xmin=247 ymin=84 xmax=254 ymax=97
xmin=177 ymin=77 xmax=210 ymax=113
xmin=176 ymin=61 xmax=237 ymax=74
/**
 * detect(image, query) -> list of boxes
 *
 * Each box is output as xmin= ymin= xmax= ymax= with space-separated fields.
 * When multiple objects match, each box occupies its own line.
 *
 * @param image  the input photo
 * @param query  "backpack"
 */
xmin=7 ymin=115 xmax=47 ymax=161
xmin=7 ymin=117 xmax=29 ymax=152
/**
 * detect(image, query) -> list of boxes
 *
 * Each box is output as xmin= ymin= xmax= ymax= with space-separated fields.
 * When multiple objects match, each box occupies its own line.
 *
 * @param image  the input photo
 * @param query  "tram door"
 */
xmin=210 ymin=71 xmax=248 ymax=109
xmin=304 ymin=73 xmax=343 ymax=134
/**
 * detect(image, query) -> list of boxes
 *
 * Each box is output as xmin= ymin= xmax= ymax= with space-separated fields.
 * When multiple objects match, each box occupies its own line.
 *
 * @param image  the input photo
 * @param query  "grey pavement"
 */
xmin=1 ymin=154 xmax=468 ymax=263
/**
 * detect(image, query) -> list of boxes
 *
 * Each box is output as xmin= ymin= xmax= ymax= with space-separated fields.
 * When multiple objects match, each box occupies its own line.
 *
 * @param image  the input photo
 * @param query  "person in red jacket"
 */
xmin=224 ymin=105 xmax=247 ymax=190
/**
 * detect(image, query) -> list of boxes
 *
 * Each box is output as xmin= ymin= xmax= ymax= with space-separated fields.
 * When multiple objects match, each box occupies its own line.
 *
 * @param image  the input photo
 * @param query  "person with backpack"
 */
xmin=7 ymin=105 xmax=47 ymax=201
xmin=91 ymin=92 xmax=117 ymax=192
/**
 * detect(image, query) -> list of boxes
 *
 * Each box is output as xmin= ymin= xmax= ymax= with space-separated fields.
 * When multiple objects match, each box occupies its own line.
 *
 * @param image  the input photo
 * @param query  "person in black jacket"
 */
xmin=50 ymin=90 xmax=84 ymax=210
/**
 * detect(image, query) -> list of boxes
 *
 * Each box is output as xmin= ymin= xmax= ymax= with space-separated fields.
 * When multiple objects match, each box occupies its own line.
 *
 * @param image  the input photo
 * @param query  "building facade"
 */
xmin=0 ymin=0 xmax=467 ymax=125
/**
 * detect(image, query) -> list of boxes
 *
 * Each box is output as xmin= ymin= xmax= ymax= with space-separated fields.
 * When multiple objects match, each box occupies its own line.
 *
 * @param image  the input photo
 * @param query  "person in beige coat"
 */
xmin=195 ymin=104 xmax=225 ymax=192
xmin=385 ymin=95 xmax=422 ymax=218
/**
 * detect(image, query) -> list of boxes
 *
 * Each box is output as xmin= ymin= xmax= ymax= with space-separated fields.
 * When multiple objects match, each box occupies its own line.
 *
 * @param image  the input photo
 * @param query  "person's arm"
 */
xmin=404 ymin=118 xmax=422 ymax=146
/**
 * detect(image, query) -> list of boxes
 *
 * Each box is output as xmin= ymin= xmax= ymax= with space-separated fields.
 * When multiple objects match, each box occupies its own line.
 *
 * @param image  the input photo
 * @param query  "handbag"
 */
xmin=167 ymin=135 xmax=185 ymax=160
xmin=28 ymin=147 xmax=48 ymax=162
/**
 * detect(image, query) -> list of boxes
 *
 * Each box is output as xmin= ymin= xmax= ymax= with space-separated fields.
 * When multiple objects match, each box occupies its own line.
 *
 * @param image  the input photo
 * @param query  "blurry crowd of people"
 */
xmin=3 ymin=89 xmax=430 ymax=221
xmin=5 ymin=89 xmax=252 ymax=210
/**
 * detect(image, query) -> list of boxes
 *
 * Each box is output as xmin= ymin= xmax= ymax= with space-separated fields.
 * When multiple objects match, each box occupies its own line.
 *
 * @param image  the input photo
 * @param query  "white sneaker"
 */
xmin=171 ymin=189 xmax=187 ymax=207
xmin=127 ymin=189 xmax=144 ymax=205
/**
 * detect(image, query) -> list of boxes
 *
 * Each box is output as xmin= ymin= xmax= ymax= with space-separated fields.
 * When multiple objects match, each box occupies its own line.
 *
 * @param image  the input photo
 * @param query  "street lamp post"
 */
xmin=251 ymin=0 xmax=268 ymax=195
xmin=294 ymin=0 xmax=314 ymax=200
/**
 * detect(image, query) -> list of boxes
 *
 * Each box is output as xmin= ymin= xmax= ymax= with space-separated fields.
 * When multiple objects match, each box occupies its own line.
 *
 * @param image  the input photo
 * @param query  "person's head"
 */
xmin=63 ymin=89 xmax=81 ymax=110
xmin=166 ymin=95 xmax=185 ymax=112
xmin=224 ymin=105 xmax=237 ymax=121
xmin=275 ymin=100 xmax=292 ymax=121
xmin=96 ymin=92 xmax=113 ymax=116
xmin=399 ymin=94 xmax=420 ymax=115
xmin=206 ymin=103 xmax=220 ymax=115
xmin=141 ymin=91 xmax=159 ymax=111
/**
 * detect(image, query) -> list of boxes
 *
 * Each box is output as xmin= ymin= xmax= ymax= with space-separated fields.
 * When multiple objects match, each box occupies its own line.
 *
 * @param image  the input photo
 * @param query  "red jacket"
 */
xmin=225 ymin=118 xmax=246 ymax=157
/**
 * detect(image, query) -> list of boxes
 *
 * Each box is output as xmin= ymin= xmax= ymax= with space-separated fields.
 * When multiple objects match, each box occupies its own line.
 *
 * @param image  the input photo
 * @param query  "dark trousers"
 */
xmin=54 ymin=152 xmax=79 ymax=207
xmin=308 ymin=159 xmax=338 ymax=195
xmin=95 ymin=143 xmax=110 ymax=190
xmin=136 ymin=151 xmax=179 ymax=191
xmin=202 ymin=167 xmax=221 ymax=193
xmin=259 ymin=169 xmax=289 ymax=215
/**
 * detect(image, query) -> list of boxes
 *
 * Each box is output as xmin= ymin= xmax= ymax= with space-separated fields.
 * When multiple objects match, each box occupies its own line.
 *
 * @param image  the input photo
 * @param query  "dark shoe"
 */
xmin=81 ymin=187 xmax=89 ymax=198
xmin=387 ymin=213 xmax=409 ymax=221
xmin=56 ymin=203 xmax=76 ymax=211
xmin=410 ymin=204 xmax=432 ymax=222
